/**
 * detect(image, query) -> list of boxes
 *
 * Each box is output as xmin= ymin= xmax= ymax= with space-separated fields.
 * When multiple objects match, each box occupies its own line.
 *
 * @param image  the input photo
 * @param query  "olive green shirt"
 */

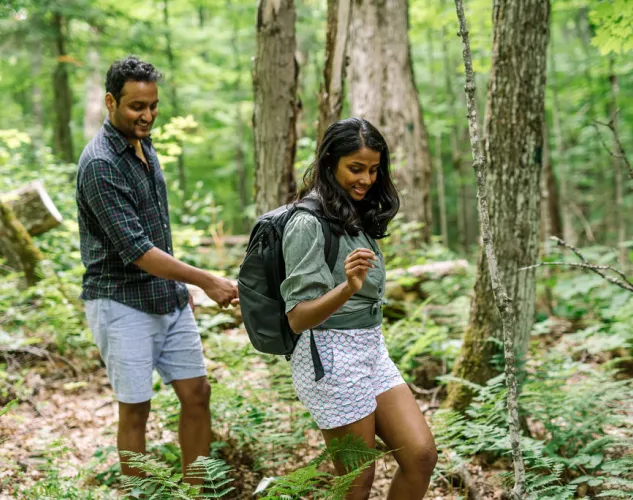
xmin=280 ymin=211 xmax=386 ymax=330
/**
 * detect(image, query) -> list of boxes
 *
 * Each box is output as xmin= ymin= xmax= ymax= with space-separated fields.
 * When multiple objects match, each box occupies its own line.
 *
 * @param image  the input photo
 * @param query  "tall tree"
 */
xmin=347 ymin=0 xmax=433 ymax=242
xmin=549 ymin=42 xmax=577 ymax=246
xmin=51 ymin=12 xmax=74 ymax=163
xmin=441 ymin=0 xmax=473 ymax=252
xmin=316 ymin=0 xmax=351 ymax=144
xmin=160 ymin=0 xmax=187 ymax=199
xmin=227 ymin=0 xmax=249 ymax=232
xmin=83 ymin=26 xmax=105 ymax=140
xmin=608 ymin=56 xmax=626 ymax=267
xmin=446 ymin=0 xmax=551 ymax=411
xmin=541 ymin=122 xmax=563 ymax=241
xmin=253 ymin=0 xmax=298 ymax=215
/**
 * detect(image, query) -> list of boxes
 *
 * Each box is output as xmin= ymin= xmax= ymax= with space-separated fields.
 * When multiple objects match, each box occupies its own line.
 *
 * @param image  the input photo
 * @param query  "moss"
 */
xmin=0 ymin=201 xmax=43 ymax=287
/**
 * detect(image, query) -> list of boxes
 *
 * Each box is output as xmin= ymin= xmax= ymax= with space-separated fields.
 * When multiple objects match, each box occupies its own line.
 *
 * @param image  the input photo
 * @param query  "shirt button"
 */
xmin=163 ymin=224 xmax=167 ymax=229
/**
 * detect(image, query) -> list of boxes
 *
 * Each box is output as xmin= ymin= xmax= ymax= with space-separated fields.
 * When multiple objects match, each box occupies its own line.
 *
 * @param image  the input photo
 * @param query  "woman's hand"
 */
xmin=344 ymin=248 xmax=376 ymax=294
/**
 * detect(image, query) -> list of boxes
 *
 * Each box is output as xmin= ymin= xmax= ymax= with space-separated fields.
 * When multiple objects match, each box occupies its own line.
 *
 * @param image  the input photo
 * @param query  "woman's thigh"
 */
xmin=374 ymin=384 xmax=436 ymax=471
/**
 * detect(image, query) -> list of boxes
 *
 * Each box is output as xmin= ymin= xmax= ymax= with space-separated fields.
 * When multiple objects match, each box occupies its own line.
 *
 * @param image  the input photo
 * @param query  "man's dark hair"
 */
xmin=105 ymin=56 xmax=162 ymax=103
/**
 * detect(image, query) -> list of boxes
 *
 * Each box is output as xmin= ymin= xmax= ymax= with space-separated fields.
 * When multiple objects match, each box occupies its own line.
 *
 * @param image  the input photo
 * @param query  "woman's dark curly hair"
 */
xmin=105 ymin=56 xmax=162 ymax=103
xmin=298 ymin=118 xmax=400 ymax=239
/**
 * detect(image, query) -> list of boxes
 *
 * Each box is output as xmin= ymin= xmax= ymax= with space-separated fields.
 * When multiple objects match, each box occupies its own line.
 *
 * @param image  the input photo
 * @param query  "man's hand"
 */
xmin=203 ymin=275 xmax=239 ymax=308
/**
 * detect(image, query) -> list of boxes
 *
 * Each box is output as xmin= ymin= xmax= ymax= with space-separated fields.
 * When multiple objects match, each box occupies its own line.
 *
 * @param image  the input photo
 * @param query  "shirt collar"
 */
xmin=103 ymin=117 xmax=152 ymax=156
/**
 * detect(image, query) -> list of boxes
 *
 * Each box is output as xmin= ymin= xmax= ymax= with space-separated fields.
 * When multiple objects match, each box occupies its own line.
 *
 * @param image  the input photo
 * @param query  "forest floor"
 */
xmin=0 ymin=328 xmax=502 ymax=499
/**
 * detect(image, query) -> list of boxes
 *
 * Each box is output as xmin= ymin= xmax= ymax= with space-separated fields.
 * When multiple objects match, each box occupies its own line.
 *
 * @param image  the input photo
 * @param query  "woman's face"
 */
xmin=334 ymin=147 xmax=380 ymax=201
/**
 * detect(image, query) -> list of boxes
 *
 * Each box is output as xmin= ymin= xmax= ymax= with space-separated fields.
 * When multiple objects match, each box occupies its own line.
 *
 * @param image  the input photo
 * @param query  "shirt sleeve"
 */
xmin=280 ymin=211 xmax=336 ymax=313
xmin=79 ymin=158 xmax=154 ymax=266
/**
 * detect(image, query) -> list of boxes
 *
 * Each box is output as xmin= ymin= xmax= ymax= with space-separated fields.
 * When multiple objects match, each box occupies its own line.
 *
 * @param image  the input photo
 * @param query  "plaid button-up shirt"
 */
xmin=76 ymin=118 xmax=189 ymax=314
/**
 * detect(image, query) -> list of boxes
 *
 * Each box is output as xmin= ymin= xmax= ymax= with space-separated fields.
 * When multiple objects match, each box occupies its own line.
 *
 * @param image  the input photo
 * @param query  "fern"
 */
xmin=316 ymin=434 xmax=384 ymax=471
xmin=259 ymin=464 xmax=330 ymax=499
xmin=433 ymin=351 xmax=633 ymax=499
xmin=258 ymin=434 xmax=387 ymax=499
xmin=0 ymin=398 xmax=17 ymax=418
xmin=120 ymin=452 xmax=234 ymax=499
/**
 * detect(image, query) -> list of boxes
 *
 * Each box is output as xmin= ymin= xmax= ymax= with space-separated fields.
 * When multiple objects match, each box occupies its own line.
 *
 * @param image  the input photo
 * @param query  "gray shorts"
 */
xmin=291 ymin=325 xmax=405 ymax=430
xmin=85 ymin=299 xmax=206 ymax=404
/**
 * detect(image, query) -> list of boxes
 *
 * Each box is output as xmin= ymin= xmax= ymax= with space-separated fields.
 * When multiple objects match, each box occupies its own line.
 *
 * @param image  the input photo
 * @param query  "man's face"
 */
xmin=106 ymin=81 xmax=159 ymax=140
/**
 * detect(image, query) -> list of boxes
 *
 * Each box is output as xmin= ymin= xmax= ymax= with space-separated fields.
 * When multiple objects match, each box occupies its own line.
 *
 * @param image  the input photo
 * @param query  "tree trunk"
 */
xmin=316 ymin=0 xmax=351 ymax=144
xmin=549 ymin=43 xmax=577 ymax=246
xmin=253 ymin=0 xmax=298 ymax=215
xmin=446 ymin=0 xmax=550 ymax=412
xmin=1 ymin=181 xmax=63 ymax=236
xmin=441 ymin=2 xmax=471 ymax=252
xmin=84 ymin=27 xmax=105 ymax=140
xmin=347 ymin=0 xmax=382 ymax=126
xmin=542 ymin=121 xmax=563 ymax=241
xmin=227 ymin=0 xmax=248 ymax=232
xmin=161 ymin=0 xmax=187 ymax=199
xmin=348 ymin=0 xmax=433 ymax=242
xmin=30 ymin=37 xmax=45 ymax=146
xmin=435 ymin=134 xmax=448 ymax=246
xmin=0 ymin=201 xmax=43 ymax=288
xmin=609 ymin=57 xmax=626 ymax=268
xmin=52 ymin=13 xmax=74 ymax=163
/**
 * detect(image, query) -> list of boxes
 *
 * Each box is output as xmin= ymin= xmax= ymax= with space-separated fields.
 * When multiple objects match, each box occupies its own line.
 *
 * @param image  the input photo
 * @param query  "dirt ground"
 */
xmin=0 ymin=364 xmax=502 ymax=499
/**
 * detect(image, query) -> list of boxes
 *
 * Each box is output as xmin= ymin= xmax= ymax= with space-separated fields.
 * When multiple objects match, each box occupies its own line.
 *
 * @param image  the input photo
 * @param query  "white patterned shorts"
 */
xmin=291 ymin=325 xmax=405 ymax=430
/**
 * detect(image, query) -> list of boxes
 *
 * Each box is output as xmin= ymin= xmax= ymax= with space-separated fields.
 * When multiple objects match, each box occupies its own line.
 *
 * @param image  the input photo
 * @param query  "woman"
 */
xmin=281 ymin=118 xmax=437 ymax=499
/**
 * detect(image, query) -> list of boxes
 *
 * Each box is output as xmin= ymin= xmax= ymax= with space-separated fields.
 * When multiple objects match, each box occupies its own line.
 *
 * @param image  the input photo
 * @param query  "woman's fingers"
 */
xmin=346 ymin=247 xmax=376 ymax=260
xmin=346 ymin=262 xmax=371 ymax=274
xmin=345 ymin=251 xmax=376 ymax=266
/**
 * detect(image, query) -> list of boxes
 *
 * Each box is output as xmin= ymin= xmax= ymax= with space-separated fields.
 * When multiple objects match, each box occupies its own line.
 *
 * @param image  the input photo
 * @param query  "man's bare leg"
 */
xmin=118 ymin=401 xmax=151 ymax=477
xmin=172 ymin=376 xmax=212 ymax=485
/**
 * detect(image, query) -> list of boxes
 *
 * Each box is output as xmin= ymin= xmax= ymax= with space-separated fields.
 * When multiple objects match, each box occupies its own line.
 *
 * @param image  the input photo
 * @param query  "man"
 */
xmin=76 ymin=55 xmax=238 ymax=482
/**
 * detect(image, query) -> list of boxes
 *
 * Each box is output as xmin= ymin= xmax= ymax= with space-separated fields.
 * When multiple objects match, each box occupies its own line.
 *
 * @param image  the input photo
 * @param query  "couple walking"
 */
xmin=77 ymin=56 xmax=436 ymax=499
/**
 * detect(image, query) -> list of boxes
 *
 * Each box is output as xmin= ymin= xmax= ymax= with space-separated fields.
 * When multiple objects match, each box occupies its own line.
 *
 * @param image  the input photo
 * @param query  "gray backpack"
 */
xmin=237 ymin=197 xmax=339 ymax=380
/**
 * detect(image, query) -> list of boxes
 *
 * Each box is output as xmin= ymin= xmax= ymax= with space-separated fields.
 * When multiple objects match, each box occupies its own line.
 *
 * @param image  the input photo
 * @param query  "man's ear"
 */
xmin=105 ymin=93 xmax=116 ymax=114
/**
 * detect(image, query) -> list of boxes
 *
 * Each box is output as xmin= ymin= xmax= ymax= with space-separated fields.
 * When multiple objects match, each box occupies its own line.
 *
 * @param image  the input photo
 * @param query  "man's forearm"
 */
xmin=133 ymin=247 xmax=216 ymax=289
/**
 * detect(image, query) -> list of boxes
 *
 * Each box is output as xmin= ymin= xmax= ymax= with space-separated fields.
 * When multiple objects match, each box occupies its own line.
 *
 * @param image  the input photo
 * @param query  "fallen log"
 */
xmin=1 ymin=181 xmax=63 ymax=236
xmin=0 ymin=201 xmax=43 ymax=287
xmin=385 ymin=259 xmax=470 ymax=301
xmin=386 ymin=259 xmax=469 ymax=282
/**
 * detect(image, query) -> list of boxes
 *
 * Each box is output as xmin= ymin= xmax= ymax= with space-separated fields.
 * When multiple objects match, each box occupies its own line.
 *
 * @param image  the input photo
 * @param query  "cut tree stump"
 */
xmin=1 ymin=181 xmax=63 ymax=236
xmin=0 ymin=201 xmax=43 ymax=287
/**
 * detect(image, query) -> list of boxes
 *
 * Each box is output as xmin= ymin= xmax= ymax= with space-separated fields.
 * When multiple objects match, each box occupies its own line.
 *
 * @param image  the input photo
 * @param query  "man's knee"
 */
xmin=119 ymin=401 xmax=151 ymax=429
xmin=174 ymin=377 xmax=211 ymax=409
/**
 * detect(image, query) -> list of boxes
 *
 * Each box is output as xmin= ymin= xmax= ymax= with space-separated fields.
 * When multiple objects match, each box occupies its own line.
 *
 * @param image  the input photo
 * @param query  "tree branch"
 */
xmin=453 ymin=1 xmax=526 ymax=497
xmin=521 ymin=236 xmax=633 ymax=293
xmin=593 ymin=113 xmax=632 ymax=180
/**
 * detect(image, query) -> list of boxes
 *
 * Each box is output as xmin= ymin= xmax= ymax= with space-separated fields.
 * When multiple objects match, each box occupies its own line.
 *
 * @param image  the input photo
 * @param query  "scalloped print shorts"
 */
xmin=290 ymin=325 xmax=406 ymax=430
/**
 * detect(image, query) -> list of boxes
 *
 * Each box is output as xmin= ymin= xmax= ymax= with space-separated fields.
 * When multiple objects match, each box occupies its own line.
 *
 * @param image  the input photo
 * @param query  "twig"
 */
xmin=453 ymin=1 xmax=526 ymax=497
xmin=0 ymin=344 xmax=80 ymax=377
xmin=520 ymin=236 xmax=633 ymax=293
xmin=593 ymin=113 xmax=632 ymax=179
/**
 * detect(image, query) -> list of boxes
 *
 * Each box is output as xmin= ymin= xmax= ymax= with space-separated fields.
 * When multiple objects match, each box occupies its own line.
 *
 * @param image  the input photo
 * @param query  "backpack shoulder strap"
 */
xmin=294 ymin=198 xmax=340 ymax=273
